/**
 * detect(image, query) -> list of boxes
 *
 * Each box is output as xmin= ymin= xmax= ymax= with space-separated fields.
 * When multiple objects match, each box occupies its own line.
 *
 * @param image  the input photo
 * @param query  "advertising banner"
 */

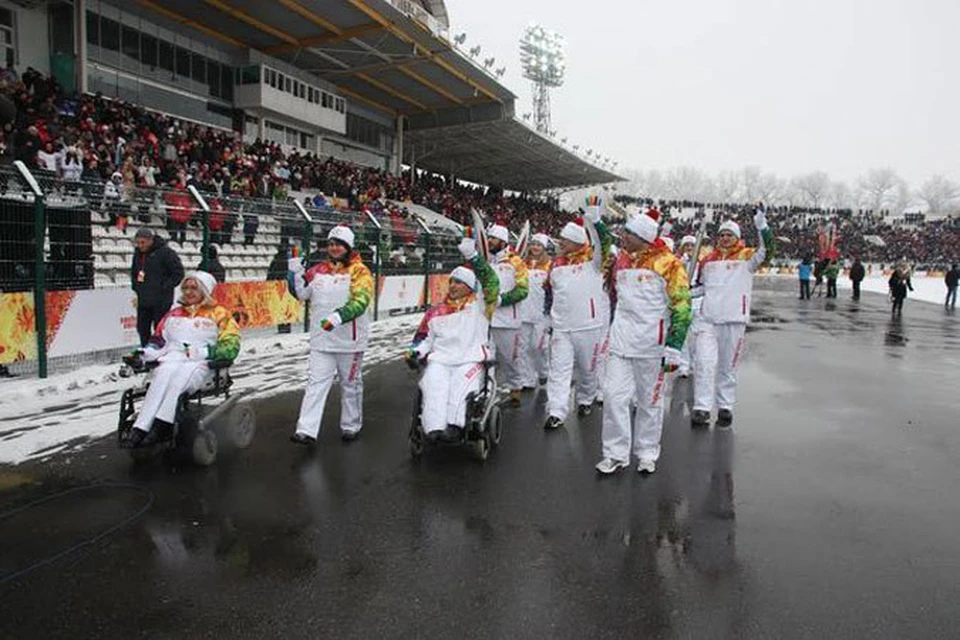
xmin=377 ymin=275 xmax=425 ymax=311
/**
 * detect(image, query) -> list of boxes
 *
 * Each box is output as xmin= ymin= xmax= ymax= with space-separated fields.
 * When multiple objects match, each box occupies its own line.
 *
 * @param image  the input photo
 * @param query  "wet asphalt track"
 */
xmin=2 ymin=279 xmax=959 ymax=639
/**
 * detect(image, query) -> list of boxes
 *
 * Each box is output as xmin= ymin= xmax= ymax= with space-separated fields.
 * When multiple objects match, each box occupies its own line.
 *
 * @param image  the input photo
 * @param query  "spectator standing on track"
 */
xmin=130 ymin=227 xmax=184 ymax=347
xmin=691 ymin=205 xmax=775 ymax=429
xmin=798 ymin=255 xmax=813 ymax=300
xmin=849 ymin=258 xmax=866 ymax=301
xmin=944 ymin=264 xmax=958 ymax=310
xmin=824 ymin=259 xmax=840 ymax=298
xmin=543 ymin=196 xmax=611 ymax=431
xmin=486 ymin=224 xmax=529 ymax=405
xmin=812 ymin=258 xmax=826 ymax=297
xmin=518 ymin=233 xmax=552 ymax=390
xmin=596 ymin=212 xmax=691 ymax=475
xmin=888 ymin=263 xmax=913 ymax=316
xmin=288 ymin=226 xmax=374 ymax=446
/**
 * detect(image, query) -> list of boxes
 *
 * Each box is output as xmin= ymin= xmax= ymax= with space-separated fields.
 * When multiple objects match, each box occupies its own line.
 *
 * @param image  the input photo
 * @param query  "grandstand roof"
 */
xmin=404 ymin=118 xmax=622 ymax=192
xmin=135 ymin=0 xmax=513 ymax=115
xmin=133 ymin=0 xmax=623 ymax=190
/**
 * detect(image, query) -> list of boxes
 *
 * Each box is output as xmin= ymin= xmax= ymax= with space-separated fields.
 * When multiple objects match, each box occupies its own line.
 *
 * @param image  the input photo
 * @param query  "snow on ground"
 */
xmin=837 ymin=275 xmax=951 ymax=306
xmin=0 ymin=313 xmax=420 ymax=465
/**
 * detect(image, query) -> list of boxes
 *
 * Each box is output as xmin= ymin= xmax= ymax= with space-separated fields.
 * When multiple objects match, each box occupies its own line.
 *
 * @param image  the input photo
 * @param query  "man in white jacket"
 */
xmin=289 ymin=226 xmax=375 ymax=445
xmin=544 ymin=196 xmax=611 ymax=430
xmin=487 ymin=224 xmax=529 ymax=405
xmin=518 ymin=233 xmax=552 ymax=390
xmin=596 ymin=213 xmax=691 ymax=475
xmin=692 ymin=206 xmax=775 ymax=428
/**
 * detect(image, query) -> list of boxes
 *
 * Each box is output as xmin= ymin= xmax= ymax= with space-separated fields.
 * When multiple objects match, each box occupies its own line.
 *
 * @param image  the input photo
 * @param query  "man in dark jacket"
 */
xmin=849 ymin=258 xmax=866 ymax=301
xmin=130 ymin=227 xmax=184 ymax=346
xmin=946 ymin=264 xmax=959 ymax=310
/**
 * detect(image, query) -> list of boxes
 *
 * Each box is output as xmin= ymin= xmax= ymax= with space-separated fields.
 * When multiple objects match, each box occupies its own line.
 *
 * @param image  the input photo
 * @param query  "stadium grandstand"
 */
xmin=0 ymin=0 xmax=622 ymax=375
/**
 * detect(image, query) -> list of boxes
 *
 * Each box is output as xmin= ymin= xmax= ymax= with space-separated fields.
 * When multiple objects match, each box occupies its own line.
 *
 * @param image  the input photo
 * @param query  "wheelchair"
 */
xmin=407 ymin=360 xmax=503 ymax=461
xmin=117 ymin=355 xmax=256 ymax=466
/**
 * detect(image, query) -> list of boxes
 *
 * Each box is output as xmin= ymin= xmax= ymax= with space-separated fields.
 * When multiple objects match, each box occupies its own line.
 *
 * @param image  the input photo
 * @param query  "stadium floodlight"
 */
xmin=520 ymin=23 xmax=566 ymax=134
xmin=469 ymin=45 xmax=481 ymax=57
xmin=454 ymin=33 xmax=467 ymax=45
xmin=496 ymin=67 xmax=506 ymax=77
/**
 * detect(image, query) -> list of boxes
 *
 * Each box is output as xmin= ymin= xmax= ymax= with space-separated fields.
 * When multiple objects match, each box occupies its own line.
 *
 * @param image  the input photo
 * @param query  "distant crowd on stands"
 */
xmin=0 ymin=67 xmax=571 ymax=247
xmin=615 ymin=197 xmax=959 ymax=270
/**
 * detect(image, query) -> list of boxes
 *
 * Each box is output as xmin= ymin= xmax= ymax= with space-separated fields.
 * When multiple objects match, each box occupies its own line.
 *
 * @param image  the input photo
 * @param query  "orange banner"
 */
xmin=211 ymin=280 xmax=303 ymax=328
xmin=0 ymin=293 xmax=37 ymax=364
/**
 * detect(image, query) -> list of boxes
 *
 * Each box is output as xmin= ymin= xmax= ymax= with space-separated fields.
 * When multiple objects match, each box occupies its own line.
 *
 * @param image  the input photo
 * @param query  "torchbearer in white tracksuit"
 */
xmin=677 ymin=235 xmax=700 ymax=378
xmin=518 ymin=233 xmax=552 ymax=390
xmin=595 ymin=213 xmax=691 ymax=475
xmin=486 ymin=224 xmax=529 ymax=406
xmin=691 ymin=206 xmax=775 ymax=429
xmin=122 ymin=270 xmax=241 ymax=448
xmin=289 ymin=225 xmax=375 ymax=445
xmin=543 ymin=196 xmax=612 ymax=430
xmin=405 ymin=238 xmax=499 ymax=443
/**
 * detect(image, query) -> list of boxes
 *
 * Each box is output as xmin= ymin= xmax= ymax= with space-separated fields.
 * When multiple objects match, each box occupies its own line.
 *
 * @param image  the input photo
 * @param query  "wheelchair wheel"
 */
xmin=473 ymin=436 xmax=489 ymax=461
xmin=487 ymin=405 xmax=503 ymax=447
xmin=226 ymin=404 xmax=256 ymax=449
xmin=192 ymin=429 xmax=218 ymax=466
xmin=409 ymin=428 xmax=424 ymax=458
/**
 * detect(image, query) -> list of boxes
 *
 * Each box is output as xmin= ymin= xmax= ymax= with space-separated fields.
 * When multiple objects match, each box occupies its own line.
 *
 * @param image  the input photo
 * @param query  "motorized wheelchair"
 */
xmin=407 ymin=359 xmax=503 ymax=461
xmin=117 ymin=355 xmax=256 ymax=466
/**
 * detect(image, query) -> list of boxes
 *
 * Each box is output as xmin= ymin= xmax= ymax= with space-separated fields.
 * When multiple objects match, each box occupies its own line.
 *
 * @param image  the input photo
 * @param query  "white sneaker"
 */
xmin=637 ymin=459 xmax=657 ymax=474
xmin=595 ymin=458 xmax=629 ymax=474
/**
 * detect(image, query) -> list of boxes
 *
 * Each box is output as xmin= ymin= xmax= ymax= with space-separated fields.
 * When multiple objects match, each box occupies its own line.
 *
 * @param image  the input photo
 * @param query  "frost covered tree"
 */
xmin=915 ymin=175 xmax=959 ymax=214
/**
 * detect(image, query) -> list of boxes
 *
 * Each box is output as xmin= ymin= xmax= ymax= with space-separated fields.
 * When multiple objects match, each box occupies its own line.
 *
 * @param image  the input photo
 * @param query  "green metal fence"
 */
xmin=0 ymin=165 xmax=463 ymax=378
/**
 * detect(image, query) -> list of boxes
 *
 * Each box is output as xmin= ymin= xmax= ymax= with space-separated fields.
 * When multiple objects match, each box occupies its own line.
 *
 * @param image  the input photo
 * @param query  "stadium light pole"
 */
xmin=520 ymin=24 xmax=566 ymax=135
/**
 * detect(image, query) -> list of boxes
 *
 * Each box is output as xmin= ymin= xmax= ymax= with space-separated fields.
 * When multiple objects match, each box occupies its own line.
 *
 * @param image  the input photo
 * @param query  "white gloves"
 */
xmin=458 ymin=237 xmax=477 ymax=260
xmin=753 ymin=205 xmax=768 ymax=232
xmin=288 ymin=257 xmax=305 ymax=274
xmin=320 ymin=312 xmax=343 ymax=332
xmin=662 ymin=347 xmax=683 ymax=373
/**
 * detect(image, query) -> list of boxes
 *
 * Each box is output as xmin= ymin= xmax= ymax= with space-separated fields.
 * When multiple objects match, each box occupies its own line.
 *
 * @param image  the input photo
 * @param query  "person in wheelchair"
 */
xmin=122 ymin=270 xmax=241 ymax=448
xmin=404 ymin=238 xmax=499 ymax=444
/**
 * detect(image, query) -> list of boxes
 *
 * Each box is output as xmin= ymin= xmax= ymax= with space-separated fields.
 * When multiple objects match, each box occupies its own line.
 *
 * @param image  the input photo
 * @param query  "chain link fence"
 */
xmin=0 ymin=165 xmax=464 ymax=378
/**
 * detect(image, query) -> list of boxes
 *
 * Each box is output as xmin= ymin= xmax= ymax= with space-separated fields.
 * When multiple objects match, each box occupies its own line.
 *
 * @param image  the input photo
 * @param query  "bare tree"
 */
xmin=915 ymin=175 xmax=960 ymax=214
xmin=756 ymin=172 xmax=786 ymax=206
xmin=828 ymin=181 xmax=853 ymax=210
xmin=791 ymin=172 xmax=831 ymax=209
xmin=858 ymin=168 xmax=905 ymax=213
xmin=713 ymin=170 xmax=741 ymax=203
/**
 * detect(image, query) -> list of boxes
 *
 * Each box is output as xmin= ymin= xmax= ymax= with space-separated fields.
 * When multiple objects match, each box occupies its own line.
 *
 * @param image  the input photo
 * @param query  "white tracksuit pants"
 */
xmin=693 ymin=322 xmax=746 ymax=412
xmin=547 ymin=326 xmax=606 ymax=421
xmin=519 ymin=321 xmax=549 ymax=387
xmin=419 ymin=361 xmax=484 ymax=433
xmin=491 ymin=327 xmax=525 ymax=391
xmin=134 ymin=361 xmax=211 ymax=431
xmin=678 ymin=315 xmax=699 ymax=375
xmin=296 ymin=351 xmax=364 ymax=438
xmin=601 ymin=354 xmax=667 ymax=462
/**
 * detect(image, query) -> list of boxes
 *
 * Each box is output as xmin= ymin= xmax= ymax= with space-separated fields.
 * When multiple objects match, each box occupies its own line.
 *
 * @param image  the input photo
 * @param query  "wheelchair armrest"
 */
xmin=208 ymin=359 xmax=234 ymax=371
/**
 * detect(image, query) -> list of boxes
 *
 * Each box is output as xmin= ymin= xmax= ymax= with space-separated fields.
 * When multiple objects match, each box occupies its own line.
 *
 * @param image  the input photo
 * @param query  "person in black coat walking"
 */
xmin=945 ymin=264 xmax=959 ymax=310
xmin=849 ymin=258 xmax=866 ymax=301
xmin=130 ymin=227 xmax=184 ymax=345
xmin=888 ymin=263 xmax=913 ymax=316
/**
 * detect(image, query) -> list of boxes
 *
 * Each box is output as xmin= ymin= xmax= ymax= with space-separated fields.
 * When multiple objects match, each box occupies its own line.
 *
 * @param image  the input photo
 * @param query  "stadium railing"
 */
xmin=0 ymin=165 xmax=462 ymax=378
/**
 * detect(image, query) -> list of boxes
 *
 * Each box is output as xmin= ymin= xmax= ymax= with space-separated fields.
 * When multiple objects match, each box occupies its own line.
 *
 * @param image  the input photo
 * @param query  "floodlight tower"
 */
xmin=520 ymin=24 xmax=566 ymax=135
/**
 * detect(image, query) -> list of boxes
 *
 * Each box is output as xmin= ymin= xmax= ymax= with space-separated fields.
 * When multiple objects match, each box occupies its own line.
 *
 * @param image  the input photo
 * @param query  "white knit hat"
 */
xmin=531 ymin=233 xmax=551 ymax=248
xmin=680 ymin=235 xmax=697 ymax=246
xmin=183 ymin=270 xmax=217 ymax=300
xmin=559 ymin=221 xmax=588 ymax=245
xmin=487 ymin=224 xmax=510 ymax=244
xmin=328 ymin=225 xmax=355 ymax=249
xmin=624 ymin=213 xmax=659 ymax=243
xmin=450 ymin=266 xmax=478 ymax=291
xmin=662 ymin=237 xmax=675 ymax=252
xmin=718 ymin=220 xmax=741 ymax=239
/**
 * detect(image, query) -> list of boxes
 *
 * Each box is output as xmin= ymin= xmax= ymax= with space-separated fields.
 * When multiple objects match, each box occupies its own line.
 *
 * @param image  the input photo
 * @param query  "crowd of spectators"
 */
xmin=615 ymin=197 xmax=960 ymax=270
xmin=0 ymin=67 xmax=571 ymax=246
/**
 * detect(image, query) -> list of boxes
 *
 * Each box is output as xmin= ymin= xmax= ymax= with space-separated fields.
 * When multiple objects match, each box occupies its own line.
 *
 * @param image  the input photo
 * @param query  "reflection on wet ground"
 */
xmin=2 ymin=279 xmax=960 ymax=638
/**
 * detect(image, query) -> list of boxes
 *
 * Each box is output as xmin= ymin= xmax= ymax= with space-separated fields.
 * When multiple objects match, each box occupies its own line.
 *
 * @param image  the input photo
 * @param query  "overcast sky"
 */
xmin=446 ymin=0 xmax=959 ymax=187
